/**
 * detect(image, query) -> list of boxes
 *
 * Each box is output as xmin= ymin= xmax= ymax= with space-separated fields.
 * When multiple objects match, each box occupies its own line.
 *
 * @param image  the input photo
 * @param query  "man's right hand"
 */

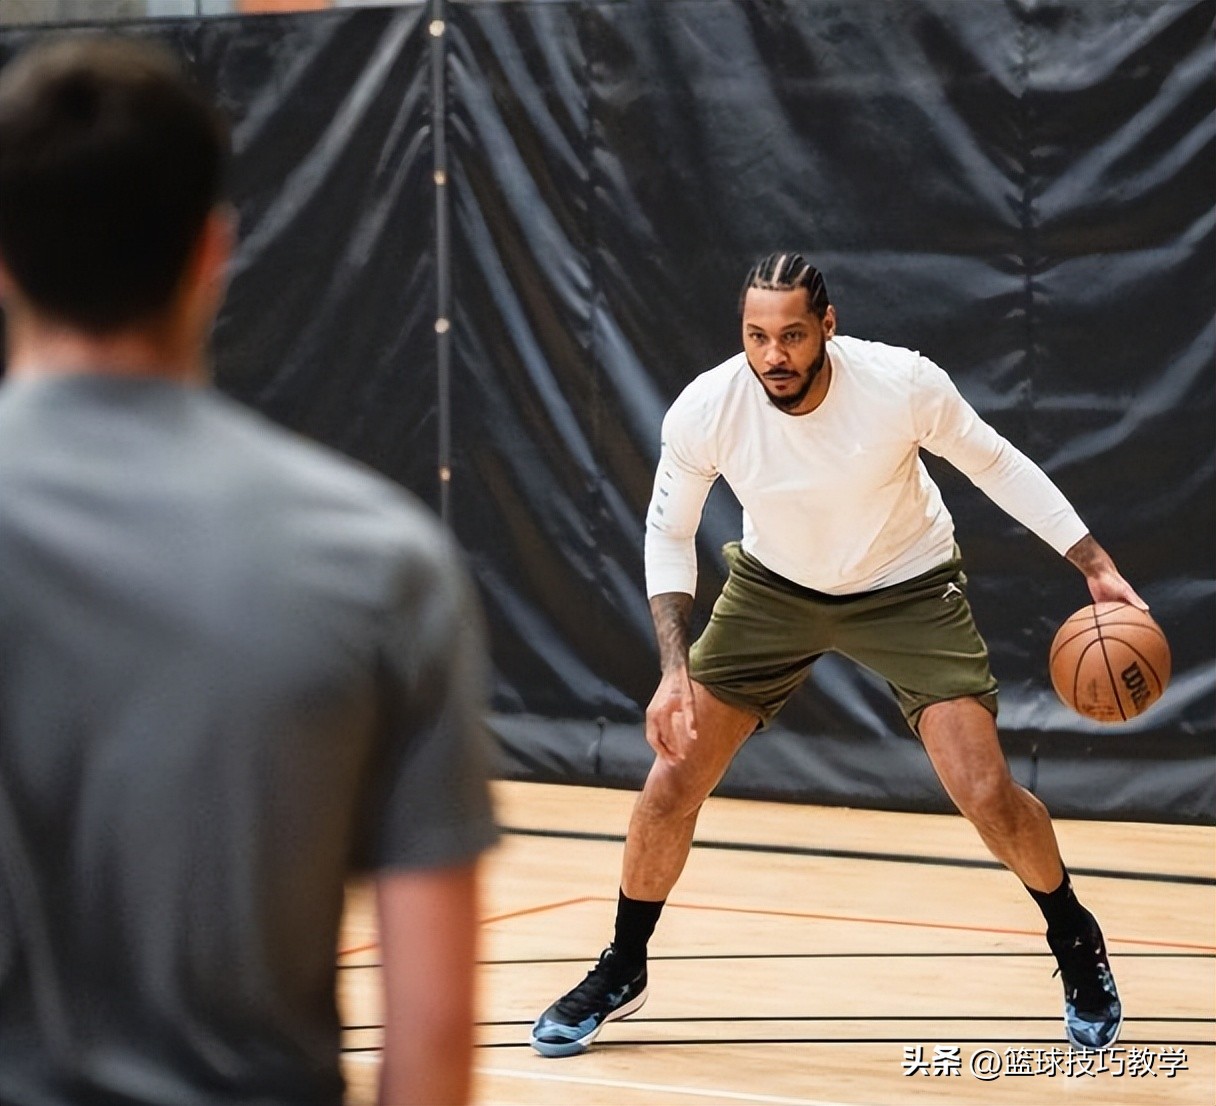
xmin=645 ymin=664 xmax=700 ymax=763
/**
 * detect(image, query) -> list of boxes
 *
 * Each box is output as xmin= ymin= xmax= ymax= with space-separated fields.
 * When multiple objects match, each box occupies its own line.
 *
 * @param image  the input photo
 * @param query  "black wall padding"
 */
xmin=0 ymin=2 xmax=1211 ymax=822
xmin=8 ymin=7 xmax=441 ymax=508
xmin=445 ymin=0 xmax=1215 ymax=823
xmin=1 ymin=9 xmax=441 ymax=510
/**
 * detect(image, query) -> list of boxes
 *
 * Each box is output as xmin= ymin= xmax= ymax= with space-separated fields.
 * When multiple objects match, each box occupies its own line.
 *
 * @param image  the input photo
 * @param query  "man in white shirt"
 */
xmin=531 ymin=252 xmax=1143 ymax=1058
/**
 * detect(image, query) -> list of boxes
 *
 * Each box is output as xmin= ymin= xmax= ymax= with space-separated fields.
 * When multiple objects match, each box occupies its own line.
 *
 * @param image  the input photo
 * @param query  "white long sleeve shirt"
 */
xmin=645 ymin=335 xmax=1088 ymax=597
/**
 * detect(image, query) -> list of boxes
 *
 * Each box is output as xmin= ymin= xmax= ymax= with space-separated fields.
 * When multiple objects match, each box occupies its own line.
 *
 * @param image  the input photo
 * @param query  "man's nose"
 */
xmin=764 ymin=345 xmax=786 ymax=365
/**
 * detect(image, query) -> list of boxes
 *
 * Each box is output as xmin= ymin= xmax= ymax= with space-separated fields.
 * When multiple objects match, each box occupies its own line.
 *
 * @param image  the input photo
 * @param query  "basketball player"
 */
xmin=0 ymin=38 xmax=496 ymax=1105
xmin=531 ymin=253 xmax=1144 ymax=1057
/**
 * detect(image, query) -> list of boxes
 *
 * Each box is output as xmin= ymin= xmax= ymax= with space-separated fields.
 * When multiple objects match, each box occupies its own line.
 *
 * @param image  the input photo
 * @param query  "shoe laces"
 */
xmin=554 ymin=948 xmax=637 ymax=1020
xmin=1051 ymin=931 xmax=1116 ymax=1012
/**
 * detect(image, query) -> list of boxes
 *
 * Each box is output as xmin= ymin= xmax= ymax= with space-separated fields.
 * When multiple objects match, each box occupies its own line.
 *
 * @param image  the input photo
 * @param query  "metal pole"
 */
xmin=429 ymin=0 xmax=452 ymax=525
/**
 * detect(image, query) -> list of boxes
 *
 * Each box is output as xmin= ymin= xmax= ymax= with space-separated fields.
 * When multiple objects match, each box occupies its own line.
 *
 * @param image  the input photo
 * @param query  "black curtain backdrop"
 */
xmin=1 ymin=1 xmax=1212 ymax=821
xmin=0 ymin=9 xmax=439 ymax=497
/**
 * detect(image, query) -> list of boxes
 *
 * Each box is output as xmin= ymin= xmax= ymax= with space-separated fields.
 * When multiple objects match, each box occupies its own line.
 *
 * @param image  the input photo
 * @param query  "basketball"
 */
xmin=1049 ymin=602 xmax=1170 ymax=722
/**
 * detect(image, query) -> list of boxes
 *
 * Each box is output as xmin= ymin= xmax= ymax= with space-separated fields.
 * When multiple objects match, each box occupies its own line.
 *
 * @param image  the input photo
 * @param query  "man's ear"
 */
xmin=192 ymin=204 xmax=236 ymax=293
xmin=177 ymin=204 xmax=236 ymax=325
xmin=822 ymin=304 xmax=837 ymax=340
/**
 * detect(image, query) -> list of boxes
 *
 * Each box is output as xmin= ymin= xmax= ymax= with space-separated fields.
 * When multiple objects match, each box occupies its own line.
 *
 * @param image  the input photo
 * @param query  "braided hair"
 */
xmin=739 ymin=252 xmax=830 ymax=319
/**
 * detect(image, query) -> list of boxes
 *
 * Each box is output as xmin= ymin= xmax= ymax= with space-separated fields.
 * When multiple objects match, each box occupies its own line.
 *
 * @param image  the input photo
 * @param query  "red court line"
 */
xmin=481 ymin=895 xmax=597 ymax=926
xmin=339 ymin=896 xmax=597 ymax=958
xmin=338 ymin=941 xmax=379 ymax=959
xmin=343 ymin=893 xmax=1216 ymax=959
xmin=612 ymin=897 xmax=1215 ymax=953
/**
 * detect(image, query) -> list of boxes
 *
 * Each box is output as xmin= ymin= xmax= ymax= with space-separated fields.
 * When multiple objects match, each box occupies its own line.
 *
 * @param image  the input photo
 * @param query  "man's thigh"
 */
xmin=834 ymin=556 xmax=998 ymax=734
xmin=688 ymin=543 xmax=832 ymax=726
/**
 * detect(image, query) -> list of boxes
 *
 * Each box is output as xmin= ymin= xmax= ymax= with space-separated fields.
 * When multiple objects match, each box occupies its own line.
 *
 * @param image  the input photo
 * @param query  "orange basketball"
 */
xmin=1049 ymin=602 xmax=1170 ymax=723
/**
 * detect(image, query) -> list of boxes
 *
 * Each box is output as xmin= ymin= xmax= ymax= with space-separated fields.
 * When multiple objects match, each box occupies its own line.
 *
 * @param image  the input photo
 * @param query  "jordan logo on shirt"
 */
xmin=942 ymin=582 xmax=963 ymax=601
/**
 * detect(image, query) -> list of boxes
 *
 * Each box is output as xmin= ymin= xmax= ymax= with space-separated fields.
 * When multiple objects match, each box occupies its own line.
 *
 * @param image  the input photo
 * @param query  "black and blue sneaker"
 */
xmin=530 ymin=947 xmax=649 ymax=1057
xmin=1048 ymin=922 xmax=1123 ymax=1050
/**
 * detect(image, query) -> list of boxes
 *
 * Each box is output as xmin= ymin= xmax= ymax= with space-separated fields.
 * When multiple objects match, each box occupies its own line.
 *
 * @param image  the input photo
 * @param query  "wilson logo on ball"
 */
xmin=1120 ymin=662 xmax=1150 ymax=710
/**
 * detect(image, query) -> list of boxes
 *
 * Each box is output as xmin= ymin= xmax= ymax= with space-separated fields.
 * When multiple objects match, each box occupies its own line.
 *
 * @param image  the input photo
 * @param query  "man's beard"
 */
xmin=766 ymin=343 xmax=828 ymax=412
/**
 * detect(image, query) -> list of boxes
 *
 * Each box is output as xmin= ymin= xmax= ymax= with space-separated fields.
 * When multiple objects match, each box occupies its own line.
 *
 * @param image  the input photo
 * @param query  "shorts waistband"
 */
xmin=727 ymin=542 xmax=963 ymax=602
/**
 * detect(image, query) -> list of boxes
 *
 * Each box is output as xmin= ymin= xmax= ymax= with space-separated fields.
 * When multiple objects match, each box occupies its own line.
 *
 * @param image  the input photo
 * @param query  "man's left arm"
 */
xmin=367 ymin=527 xmax=499 ymax=1103
xmin=914 ymin=356 xmax=1147 ymax=609
xmin=376 ymin=862 xmax=481 ymax=1106
xmin=1063 ymin=533 xmax=1147 ymax=609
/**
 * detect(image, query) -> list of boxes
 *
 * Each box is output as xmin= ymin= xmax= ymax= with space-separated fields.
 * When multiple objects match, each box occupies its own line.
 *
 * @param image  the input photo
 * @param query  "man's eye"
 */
xmin=783 ymin=331 xmax=806 ymax=343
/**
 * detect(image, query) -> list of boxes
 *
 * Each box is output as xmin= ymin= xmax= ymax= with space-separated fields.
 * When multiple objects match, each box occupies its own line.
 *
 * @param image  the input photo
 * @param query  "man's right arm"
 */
xmin=644 ymin=590 xmax=700 ymax=762
xmin=642 ymin=405 xmax=717 ymax=761
xmin=645 ymin=592 xmax=699 ymax=762
xmin=643 ymin=404 xmax=717 ymax=601
xmin=650 ymin=591 xmax=694 ymax=674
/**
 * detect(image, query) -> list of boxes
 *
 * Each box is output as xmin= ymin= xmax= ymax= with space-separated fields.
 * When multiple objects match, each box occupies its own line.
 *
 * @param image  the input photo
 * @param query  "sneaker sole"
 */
xmin=529 ymin=986 xmax=650 ymax=1058
xmin=1064 ymin=1005 xmax=1124 ymax=1052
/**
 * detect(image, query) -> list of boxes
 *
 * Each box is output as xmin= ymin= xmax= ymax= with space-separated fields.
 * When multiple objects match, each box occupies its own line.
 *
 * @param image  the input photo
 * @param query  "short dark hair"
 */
xmin=739 ymin=252 xmax=831 ymax=319
xmin=0 ymin=36 xmax=228 ymax=333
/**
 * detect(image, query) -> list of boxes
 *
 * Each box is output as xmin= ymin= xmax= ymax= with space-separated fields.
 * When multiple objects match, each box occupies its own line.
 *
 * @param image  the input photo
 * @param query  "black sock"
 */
xmin=612 ymin=889 xmax=665 ymax=972
xmin=1025 ymin=868 xmax=1094 ymax=937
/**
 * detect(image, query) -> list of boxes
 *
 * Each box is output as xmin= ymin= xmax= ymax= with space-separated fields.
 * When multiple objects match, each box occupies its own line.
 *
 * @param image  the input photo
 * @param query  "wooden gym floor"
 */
xmin=339 ymin=780 xmax=1215 ymax=1105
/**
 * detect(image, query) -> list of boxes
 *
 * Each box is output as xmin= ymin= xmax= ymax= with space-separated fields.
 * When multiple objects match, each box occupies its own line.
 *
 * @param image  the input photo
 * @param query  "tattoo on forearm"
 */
xmin=649 ymin=592 xmax=694 ymax=673
xmin=1065 ymin=534 xmax=1105 ymax=574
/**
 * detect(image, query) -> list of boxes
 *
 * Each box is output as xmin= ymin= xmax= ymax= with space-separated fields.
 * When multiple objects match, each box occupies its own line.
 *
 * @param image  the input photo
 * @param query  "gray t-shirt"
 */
xmin=0 ymin=374 xmax=498 ymax=1105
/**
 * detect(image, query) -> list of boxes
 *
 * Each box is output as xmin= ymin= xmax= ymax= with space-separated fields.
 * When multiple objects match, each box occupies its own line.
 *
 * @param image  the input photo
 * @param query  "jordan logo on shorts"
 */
xmin=942 ymin=582 xmax=962 ymax=601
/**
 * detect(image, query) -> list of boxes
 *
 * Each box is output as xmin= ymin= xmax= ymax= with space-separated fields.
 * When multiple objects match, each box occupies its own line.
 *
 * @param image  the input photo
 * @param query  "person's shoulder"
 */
xmin=697 ymin=351 xmax=752 ymax=392
xmin=833 ymin=334 xmax=923 ymax=375
xmin=833 ymin=335 xmax=943 ymax=401
xmin=668 ymin=352 xmax=750 ymax=416
xmin=202 ymin=388 xmax=444 ymax=545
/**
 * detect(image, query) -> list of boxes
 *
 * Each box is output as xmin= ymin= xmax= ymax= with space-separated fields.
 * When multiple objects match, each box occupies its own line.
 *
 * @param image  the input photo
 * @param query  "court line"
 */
xmin=468 ymin=1062 xmax=865 ymax=1105
xmin=343 ymin=920 xmax=1214 ymax=963
xmin=482 ymin=895 xmax=597 ymax=925
xmin=480 ymin=949 xmax=1215 ymax=963
xmin=337 ymin=941 xmax=378 ymax=959
xmin=501 ymin=825 xmax=1216 ymax=887
xmin=341 ymin=923 xmax=1215 ymax=964
xmin=657 ymin=899 xmax=1216 ymax=952
xmin=473 ymin=1036 xmax=1216 ymax=1049
xmin=469 ymin=1014 xmax=1216 ymax=1026
xmin=340 ymin=948 xmax=1215 ymax=971
xmin=469 ymin=889 xmax=1215 ymax=951
xmin=335 ymin=1014 xmax=1216 ymax=1032
xmin=337 ymin=894 xmax=595 ymax=958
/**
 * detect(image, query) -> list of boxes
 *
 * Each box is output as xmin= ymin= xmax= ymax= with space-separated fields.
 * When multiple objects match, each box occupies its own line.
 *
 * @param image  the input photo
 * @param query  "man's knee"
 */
xmin=638 ymin=760 xmax=714 ymax=823
xmin=921 ymin=697 xmax=1027 ymax=830
xmin=951 ymin=769 xmax=1009 ymax=820
xmin=948 ymin=766 xmax=1035 ymax=837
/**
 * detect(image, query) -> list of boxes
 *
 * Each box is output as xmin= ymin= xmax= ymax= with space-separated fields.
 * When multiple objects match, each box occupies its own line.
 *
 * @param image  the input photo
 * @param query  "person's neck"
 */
xmin=5 ymin=314 xmax=208 ymax=386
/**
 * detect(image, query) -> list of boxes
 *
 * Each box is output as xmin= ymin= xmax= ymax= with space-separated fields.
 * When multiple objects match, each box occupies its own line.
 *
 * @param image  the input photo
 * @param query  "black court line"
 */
xmin=470 ymin=1015 xmax=1216 ymax=1027
xmin=337 ymin=950 xmax=1215 ymax=971
xmin=501 ymin=825 xmax=1216 ymax=887
xmin=476 ymin=951 xmax=1216 ymax=965
xmin=341 ymin=1016 xmax=1215 ymax=1033
xmin=466 ymin=1037 xmax=1216 ymax=1050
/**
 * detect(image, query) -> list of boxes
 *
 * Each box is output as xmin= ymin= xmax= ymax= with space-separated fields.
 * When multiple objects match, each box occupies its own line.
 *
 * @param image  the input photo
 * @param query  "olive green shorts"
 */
xmin=688 ymin=543 xmax=999 ymax=735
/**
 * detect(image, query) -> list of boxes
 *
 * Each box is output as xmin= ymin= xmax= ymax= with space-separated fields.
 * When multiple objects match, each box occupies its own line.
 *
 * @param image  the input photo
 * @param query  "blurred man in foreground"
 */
xmin=0 ymin=36 xmax=496 ymax=1105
